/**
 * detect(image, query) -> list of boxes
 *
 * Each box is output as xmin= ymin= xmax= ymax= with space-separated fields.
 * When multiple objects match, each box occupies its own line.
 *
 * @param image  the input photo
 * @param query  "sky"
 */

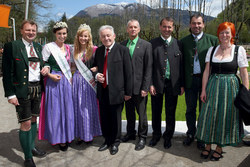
xmin=42 ymin=0 xmax=222 ymax=21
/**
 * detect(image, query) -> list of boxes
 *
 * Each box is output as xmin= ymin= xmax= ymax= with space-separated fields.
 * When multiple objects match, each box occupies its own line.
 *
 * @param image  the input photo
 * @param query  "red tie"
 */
xmin=102 ymin=48 xmax=109 ymax=88
xmin=29 ymin=44 xmax=38 ymax=70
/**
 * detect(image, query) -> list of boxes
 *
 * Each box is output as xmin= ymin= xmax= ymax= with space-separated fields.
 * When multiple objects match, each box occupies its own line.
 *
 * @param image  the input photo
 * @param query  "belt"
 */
xmin=193 ymin=73 xmax=201 ymax=77
xmin=29 ymin=81 xmax=40 ymax=86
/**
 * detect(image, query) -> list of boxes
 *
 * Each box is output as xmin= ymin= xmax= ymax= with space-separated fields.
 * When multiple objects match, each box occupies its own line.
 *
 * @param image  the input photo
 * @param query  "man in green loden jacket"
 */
xmin=2 ymin=20 xmax=48 ymax=167
xmin=181 ymin=14 xmax=219 ymax=149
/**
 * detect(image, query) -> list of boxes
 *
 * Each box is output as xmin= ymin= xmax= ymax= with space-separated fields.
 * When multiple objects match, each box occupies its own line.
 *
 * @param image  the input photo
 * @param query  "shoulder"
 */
xmin=120 ymin=40 xmax=127 ymax=46
xmin=180 ymin=34 xmax=192 ymax=42
xmin=33 ymin=42 xmax=42 ymax=49
xmin=150 ymin=37 xmax=161 ymax=43
xmin=115 ymin=43 xmax=128 ymax=50
xmin=203 ymin=33 xmax=218 ymax=40
xmin=139 ymin=38 xmax=151 ymax=46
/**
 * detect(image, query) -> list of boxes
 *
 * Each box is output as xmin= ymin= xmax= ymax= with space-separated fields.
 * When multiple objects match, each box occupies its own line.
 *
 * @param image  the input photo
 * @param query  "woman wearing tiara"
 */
xmin=41 ymin=22 xmax=74 ymax=151
xmin=72 ymin=24 xmax=102 ymax=144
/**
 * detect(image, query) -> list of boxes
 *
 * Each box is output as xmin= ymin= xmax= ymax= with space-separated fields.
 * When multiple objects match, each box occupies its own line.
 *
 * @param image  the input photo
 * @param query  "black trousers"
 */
xmin=125 ymin=94 xmax=148 ymax=138
xmin=151 ymin=79 xmax=178 ymax=140
xmin=99 ymin=86 xmax=123 ymax=146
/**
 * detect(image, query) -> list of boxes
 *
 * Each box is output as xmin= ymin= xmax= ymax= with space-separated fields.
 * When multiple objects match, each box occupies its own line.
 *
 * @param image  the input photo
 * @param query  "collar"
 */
xmin=22 ymin=38 xmax=32 ymax=46
xmin=128 ymin=36 xmax=139 ymax=44
xmin=192 ymin=32 xmax=203 ymax=40
xmin=161 ymin=35 xmax=172 ymax=43
xmin=106 ymin=42 xmax=115 ymax=51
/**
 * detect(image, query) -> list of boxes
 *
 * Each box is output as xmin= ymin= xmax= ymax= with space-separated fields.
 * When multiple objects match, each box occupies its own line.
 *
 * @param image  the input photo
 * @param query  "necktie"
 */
xmin=29 ymin=44 xmax=38 ymax=70
xmin=165 ymin=40 xmax=170 ymax=79
xmin=102 ymin=48 xmax=109 ymax=88
xmin=165 ymin=40 xmax=169 ymax=46
xmin=128 ymin=41 xmax=134 ymax=57
xmin=194 ymin=36 xmax=199 ymax=61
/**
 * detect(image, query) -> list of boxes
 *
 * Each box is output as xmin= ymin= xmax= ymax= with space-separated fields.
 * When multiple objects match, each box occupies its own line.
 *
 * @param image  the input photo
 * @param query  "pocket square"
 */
xmin=15 ymin=58 xmax=21 ymax=61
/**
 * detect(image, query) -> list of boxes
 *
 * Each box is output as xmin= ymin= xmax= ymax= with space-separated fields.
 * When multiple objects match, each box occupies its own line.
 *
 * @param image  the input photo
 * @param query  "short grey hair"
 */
xmin=127 ymin=19 xmax=140 ymax=28
xmin=98 ymin=25 xmax=115 ymax=36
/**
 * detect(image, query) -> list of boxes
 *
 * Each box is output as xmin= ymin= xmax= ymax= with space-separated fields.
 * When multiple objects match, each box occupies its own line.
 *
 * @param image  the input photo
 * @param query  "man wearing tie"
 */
xmin=149 ymin=17 xmax=184 ymax=149
xmin=93 ymin=25 xmax=133 ymax=155
xmin=120 ymin=19 xmax=152 ymax=151
xmin=2 ymin=20 xmax=47 ymax=167
xmin=181 ymin=14 xmax=218 ymax=149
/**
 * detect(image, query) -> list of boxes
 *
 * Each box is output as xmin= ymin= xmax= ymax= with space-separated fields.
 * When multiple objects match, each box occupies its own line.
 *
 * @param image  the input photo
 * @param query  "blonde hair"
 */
xmin=73 ymin=27 xmax=94 ymax=60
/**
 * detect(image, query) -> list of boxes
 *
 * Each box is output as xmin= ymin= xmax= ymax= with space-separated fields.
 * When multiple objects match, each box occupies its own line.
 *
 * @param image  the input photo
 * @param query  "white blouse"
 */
xmin=205 ymin=45 xmax=249 ymax=68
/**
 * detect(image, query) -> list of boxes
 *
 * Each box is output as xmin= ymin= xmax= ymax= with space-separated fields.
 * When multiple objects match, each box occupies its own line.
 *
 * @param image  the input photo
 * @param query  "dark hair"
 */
xmin=190 ymin=14 xmax=204 ymax=23
xmin=53 ymin=27 xmax=68 ymax=33
xmin=21 ymin=20 xmax=38 ymax=30
xmin=160 ymin=17 xmax=174 ymax=26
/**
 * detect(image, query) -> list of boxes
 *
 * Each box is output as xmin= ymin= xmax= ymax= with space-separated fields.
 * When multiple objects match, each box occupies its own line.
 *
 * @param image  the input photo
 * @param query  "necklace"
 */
xmin=220 ymin=45 xmax=231 ymax=55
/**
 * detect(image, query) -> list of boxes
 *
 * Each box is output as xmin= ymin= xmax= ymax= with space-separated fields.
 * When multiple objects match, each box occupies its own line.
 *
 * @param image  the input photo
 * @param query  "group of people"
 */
xmin=2 ymin=13 xmax=249 ymax=167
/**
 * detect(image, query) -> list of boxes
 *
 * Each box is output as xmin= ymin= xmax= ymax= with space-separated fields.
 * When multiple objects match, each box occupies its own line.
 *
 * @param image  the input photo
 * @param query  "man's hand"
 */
xmin=141 ymin=90 xmax=148 ymax=97
xmin=124 ymin=95 xmax=131 ymax=101
xmin=180 ymin=87 xmax=185 ymax=95
xmin=149 ymin=85 xmax=156 ymax=96
xmin=96 ymin=73 xmax=105 ymax=83
xmin=8 ymin=97 xmax=19 ymax=106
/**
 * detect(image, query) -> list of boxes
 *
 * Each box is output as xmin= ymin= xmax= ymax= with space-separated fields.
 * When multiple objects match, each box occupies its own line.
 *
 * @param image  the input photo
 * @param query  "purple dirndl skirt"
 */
xmin=72 ymin=70 xmax=102 ymax=141
xmin=44 ymin=70 xmax=75 ymax=145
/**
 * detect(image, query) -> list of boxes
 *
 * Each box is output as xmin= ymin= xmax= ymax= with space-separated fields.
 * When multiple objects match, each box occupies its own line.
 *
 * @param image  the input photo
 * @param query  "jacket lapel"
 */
xmin=18 ymin=40 xmax=29 ymax=66
xmin=132 ymin=38 xmax=141 ymax=61
xmin=33 ymin=43 xmax=43 ymax=68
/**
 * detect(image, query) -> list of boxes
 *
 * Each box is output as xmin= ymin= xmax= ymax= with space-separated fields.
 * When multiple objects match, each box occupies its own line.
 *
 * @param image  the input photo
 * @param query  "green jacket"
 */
xmin=181 ymin=33 xmax=218 ymax=89
xmin=2 ymin=39 xmax=44 ymax=98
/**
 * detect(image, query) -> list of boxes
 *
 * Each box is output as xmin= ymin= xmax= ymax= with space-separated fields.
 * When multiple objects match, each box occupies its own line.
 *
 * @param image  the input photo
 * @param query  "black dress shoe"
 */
xmin=110 ymin=145 xmax=119 ymax=155
xmin=135 ymin=138 xmax=146 ymax=151
xmin=98 ymin=143 xmax=108 ymax=151
xmin=121 ymin=134 xmax=136 ymax=142
xmin=197 ymin=141 xmax=205 ymax=150
xmin=59 ymin=143 xmax=69 ymax=151
xmin=76 ymin=139 xmax=84 ymax=145
xmin=183 ymin=134 xmax=194 ymax=146
xmin=32 ymin=147 xmax=47 ymax=157
xmin=148 ymin=138 xmax=160 ymax=147
xmin=164 ymin=138 xmax=172 ymax=149
xmin=24 ymin=158 xmax=36 ymax=167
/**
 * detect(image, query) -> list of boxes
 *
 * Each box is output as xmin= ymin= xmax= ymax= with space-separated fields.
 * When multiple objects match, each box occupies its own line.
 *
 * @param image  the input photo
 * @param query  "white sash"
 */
xmin=74 ymin=55 xmax=96 ymax=92
xmin=47 ymin=42 xmax=72 ymax=84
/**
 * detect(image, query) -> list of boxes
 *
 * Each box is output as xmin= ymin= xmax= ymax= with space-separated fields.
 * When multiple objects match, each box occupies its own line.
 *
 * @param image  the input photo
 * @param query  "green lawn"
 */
xmin=122 ymin=61 xmax=249 ymax=121
xmin=122 ymin=93 xmax=200 ymax=121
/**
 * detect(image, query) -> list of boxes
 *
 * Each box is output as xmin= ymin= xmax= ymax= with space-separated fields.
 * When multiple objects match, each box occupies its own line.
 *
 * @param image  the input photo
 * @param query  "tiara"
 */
xmin=78 ymin=23 xmax=91 ymax=32
xmin=53 ymin=21 xmax=68 ymax=29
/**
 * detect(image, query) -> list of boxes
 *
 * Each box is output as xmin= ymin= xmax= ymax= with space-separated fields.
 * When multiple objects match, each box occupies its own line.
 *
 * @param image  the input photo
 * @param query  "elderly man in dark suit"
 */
xmin=2 ymin=20 xmax=48 ymax=167
xmin=149 ymin=17 xmax=184 ymax=149
xmin=120 ymin=19 xmax=152 ymax=151
xmin=93 ymin=25 xmax=133 ymax=155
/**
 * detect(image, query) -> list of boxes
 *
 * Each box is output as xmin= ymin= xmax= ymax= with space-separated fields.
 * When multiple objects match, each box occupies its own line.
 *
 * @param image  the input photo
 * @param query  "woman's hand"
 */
xmin=200 ymin=90 xmax=207 ymax=103
xmin=90 ymin=66 xmax=98 ymax=72
xmin=48 ymin=73 xmax=61 ymax=82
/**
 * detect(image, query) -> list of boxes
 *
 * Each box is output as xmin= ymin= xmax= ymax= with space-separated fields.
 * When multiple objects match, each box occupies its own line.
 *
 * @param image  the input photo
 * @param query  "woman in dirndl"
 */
xmin=72 ymin=24 xmax=102 ymax=144
xmin=196 ymin=22 xmax=249 ymax=161
xmin=42 ymin=21 xmax=74 ymax=151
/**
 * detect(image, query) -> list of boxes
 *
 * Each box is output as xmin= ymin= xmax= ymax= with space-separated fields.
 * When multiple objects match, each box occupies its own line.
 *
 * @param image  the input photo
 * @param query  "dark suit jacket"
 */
xmin=2 ymin=39 xmax=44 ymax=98
xmin=150 ymin=37 xmax=183 ymax=96
xmin=121 ymin=38 xmax=152 ymax=95
xmin=93 ymin=43 xmax=133 ymax=105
